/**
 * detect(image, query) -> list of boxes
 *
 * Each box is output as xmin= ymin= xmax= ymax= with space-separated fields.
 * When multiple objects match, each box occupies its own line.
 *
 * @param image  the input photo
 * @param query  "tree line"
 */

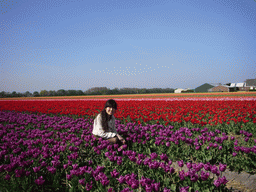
xmin=0 ymin=87 xmax=179 ymax=98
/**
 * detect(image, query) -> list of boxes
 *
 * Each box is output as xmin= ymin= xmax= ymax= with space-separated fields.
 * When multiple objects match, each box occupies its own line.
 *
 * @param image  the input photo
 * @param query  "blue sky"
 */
xmin=1 ymin=0 xmax=255 ymax=93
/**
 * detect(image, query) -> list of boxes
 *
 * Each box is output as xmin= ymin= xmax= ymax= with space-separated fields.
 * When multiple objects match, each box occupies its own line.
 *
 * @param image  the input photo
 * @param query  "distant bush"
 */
xmin=181 ymin=89 xmax=194 ymax=93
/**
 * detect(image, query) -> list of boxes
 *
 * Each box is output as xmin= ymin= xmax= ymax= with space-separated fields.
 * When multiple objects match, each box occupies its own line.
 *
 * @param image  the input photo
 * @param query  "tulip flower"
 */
xmin=219 ymin=163 xmax=227 ymax=172
xmin=179 ymin=186 xmax=189 ymax=192
xmin=131 ymin=180 xmax=139 ymax=189
xmin=190 ymin=173 xmax=199 ymax=182
xmin=214 ymin=178 xmax=221 ymax=187
xmin=117 ymin=176 xmax=125 ymax=184
xmin=200 ymin=170 xmax=209 ymax=181
xmin=145 ymin=184 xmax=153 ymax=192
xmin=47 ymin=166 xmax=56 ymax=174
xmin=110 ymin=169 xmax=120 ymax=178
xmin=79 ymin=178 xmax=85 ymax=185
xmin=137 ymin=159 xmax=143 ymax=165
xmin=35 ymin=176 xmax=45 ymax=185
xmin=33 ymin=166 xmax=40 ymax=173
xmin=178 ymin=160 xmax=184 ymax=167
xmin=163 ymin=188 xmax=171 ymax=192
xmin=150 ymin=152 xmax=158 ymax=160
xmin=108 ymin=188 xmax=114 ymax=192
xmin=4 ymin=174 xmax=11 ymax=180
xmin=179 ymin=170 xmax=185 ymax=181
xmin=85 ymin=181 xmax=93 ymax=191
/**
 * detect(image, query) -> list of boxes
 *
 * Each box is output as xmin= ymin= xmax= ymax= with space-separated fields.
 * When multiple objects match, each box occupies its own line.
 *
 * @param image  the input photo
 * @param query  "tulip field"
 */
xmin=0 ymin=96 xmax=256 ymax=191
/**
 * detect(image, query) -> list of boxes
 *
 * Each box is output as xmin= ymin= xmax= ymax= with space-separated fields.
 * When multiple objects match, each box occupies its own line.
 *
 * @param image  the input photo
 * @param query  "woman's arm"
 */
xmin=111 ymin=116 xmax=125 ymax=144
xmin=92 ymin=114 xmax=117 ymax=139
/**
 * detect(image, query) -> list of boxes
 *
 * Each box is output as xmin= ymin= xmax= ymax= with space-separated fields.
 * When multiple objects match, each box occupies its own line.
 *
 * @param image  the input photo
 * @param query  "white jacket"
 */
xmin=92 ymin=113 xmax=117 ymax=139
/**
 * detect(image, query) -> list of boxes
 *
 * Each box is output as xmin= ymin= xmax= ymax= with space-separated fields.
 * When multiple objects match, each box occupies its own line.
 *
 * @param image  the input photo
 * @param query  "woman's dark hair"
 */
xmin=100 ymin=99 xmax=117 ymax=132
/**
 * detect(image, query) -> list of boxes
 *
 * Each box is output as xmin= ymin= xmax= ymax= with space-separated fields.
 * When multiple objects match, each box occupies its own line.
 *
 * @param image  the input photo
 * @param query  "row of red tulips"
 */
xmin=0 ymin=98 xmax=256 ymax=127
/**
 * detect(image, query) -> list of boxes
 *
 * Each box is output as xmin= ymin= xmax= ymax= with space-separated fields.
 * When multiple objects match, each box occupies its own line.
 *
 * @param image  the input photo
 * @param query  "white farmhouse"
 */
xmin=174 ymin=88 xmax=184 ymax=93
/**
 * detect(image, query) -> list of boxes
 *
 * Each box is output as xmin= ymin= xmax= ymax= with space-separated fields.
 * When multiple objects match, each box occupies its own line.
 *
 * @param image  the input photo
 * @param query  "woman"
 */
xmin=92 ymin=99 xmax=125 ymax=146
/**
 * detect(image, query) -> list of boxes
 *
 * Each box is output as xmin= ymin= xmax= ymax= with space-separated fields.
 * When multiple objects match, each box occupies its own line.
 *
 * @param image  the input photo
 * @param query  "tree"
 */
xmin=77 ymin=90 xmax=84 ymax=95
xmin=40 ymin=90 xmax=48 ymax=96
xmin=112 ymin=88 xmax=119 ymax=95
xmin=33 ymin=91 xmax=40 ymax=97
xmin=67 ymin=90 xmax=78 ymax=96
xmin=57 ymin=89 xmax=66 ymax=96
xmin=0 ymin=91 xmax=6 ymax=98
xmin=106 ymin=89 xmax=114 ymax=95
xmin=24 ymin=91 xmax=32 ymax=97
xmin=48 ymin=90 xmax=57 ymax=96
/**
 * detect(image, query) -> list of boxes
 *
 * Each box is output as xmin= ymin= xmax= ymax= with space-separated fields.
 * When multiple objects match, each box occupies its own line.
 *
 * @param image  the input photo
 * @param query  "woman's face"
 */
xmin=105 ymin=107 xmax=116 ymax=116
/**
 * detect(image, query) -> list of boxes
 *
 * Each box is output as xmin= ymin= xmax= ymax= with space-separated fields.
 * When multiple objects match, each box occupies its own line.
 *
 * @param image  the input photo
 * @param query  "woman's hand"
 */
xmin=117 ymin=134 xmax=125 ymax=144
xmin=120 ymin=138 xmax=126 ymax=144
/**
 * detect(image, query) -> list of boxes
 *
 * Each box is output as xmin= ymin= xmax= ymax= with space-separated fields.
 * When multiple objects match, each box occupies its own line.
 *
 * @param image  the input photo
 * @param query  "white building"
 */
xmin=236 ymin=83 xmax=246 ymax=88
xmin=174 ymin=88 xmax=184 ymax=93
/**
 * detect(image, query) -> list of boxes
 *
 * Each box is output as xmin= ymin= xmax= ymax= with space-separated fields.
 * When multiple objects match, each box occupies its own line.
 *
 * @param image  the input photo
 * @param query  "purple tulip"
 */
xmin=219 ymin=163 xmax=227 ymax=172
xmin=149 ymin=161 xmax=160 ymax=169
xmin=63 ymin=164 xmax=69 ymax=169
xmin=117 ymin=176 xmax=125 ymax=184
xmin=47 ymin=166 xmax=56 ymax=174
xmin=190 ymin=173 xmax=199 ymax=182
xmin=211 ymin=165 xmax=219 ymax=175
xmin=169 ymin=167 xmax=175 ymax=174
xmin=138 ymin=153 xmax=146 ymax=160
xmin=5 ymin=174 xmax=11 ymax=180
xmin=101 ymin=179 xmax=109 ymax=186
xmin=137 ymin=159 xmax=143 ymax=165
xmin=86 ymin=181 xmax=93 ymax=191
xmin=33 ymin=166 xmax=40 ymax=173
xmin=145 ymin=184 xmax=153 ymax=192
xmin=234 ymin=146 xmax=240 ymax=152
xmin=179 ymin=186 xmax=189 ymax=192
xmin=129 ymin=155 xmax=137 ymax=162
xmin=186 ymin=162 xmax=192 ymax=169
xmin=163 ymin=188 xmax=171 ymax=192
xmin=150 ymin=152 xmax=158 ymax=160
xmin=79 ymin=178 xmax=85 ymax=185
xmin=214 ymin=178 xmax=221 ymax=187
xmin=200 ymin=170 xmax=209 ymax=181
xmin=219 ymin=176 xmax=228 ymax=185
xmin=110 ymin=169 xmax=120 ymax=178
xmin=15 ymin=169 xmax=25 ymax=177
xmin=25 ymin=171 xmax=31 ymax=176
xmin=117 ymin=156 xmax=123 ymax=165
xmin=192 ymin=163 xmax=201 ymax=172
xmin=179 ymin=170 xmax=185 ymax=181
xmin=178 ymin=160 xmax=184 ymax=167
xmin=213 ymin=143 xmax=218 ymax=148
xmin=35 ymin=176 xmax=45 ymax=185
xmin=241 ymin=147 xmax=251 ymax=154
xmin=108 ymin=188 xmax=114 ymax=192
xmin=51 ymin=160 xmax=60 ymax=167
xmin=131 ymin=181 xmax=139 ymax=189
